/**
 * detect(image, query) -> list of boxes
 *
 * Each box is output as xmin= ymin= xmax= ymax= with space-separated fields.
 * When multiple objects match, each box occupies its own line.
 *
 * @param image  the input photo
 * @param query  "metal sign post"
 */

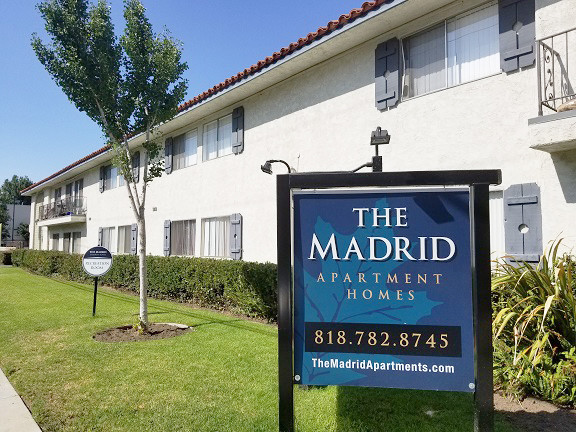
xmin=92 ymin=277 xmax=99 ymax=317
xmin=82 ymin=246 xmax=113 ymax=316
xmin=277 ymin=170 xmax=500 ymax=432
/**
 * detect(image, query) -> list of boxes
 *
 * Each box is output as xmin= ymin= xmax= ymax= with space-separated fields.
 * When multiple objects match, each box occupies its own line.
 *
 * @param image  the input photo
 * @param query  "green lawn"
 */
xmin=0 ymin=267 xmax=517 ymax=432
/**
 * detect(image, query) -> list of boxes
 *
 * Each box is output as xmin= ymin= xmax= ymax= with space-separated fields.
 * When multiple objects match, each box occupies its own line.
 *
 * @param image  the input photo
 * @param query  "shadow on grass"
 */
xmin=335 ymin=387 xmax=475 ymax=432
xmin=56 ymin=279 xmax=277 ymax=337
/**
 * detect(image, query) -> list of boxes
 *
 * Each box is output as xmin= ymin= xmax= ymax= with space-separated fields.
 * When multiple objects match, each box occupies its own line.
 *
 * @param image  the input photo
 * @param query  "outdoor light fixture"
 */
xmin=351 ymin=127 xmax=391 ymax=173
xmin=261 ymin=159 xmax=292 ymax=175
xmin=370 ymin=126 xmax=391 ymax=147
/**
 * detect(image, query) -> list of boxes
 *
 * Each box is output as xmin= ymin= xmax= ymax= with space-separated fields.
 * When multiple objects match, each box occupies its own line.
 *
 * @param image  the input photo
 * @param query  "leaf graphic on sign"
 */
xmin=297 ymin=197 xmax=441 ymax=385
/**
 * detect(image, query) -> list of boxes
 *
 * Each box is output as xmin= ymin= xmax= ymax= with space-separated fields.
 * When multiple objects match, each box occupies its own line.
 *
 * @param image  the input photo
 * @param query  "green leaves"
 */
xmin=32 ymin=0 xmax=188 ymax=176
xmin=492 ymin=239 xmax=576 ymax=405
xmin=122 ymin=0 xmax=188 ymax=134
xmin=32 ymin=0 xmax=125 ymax=138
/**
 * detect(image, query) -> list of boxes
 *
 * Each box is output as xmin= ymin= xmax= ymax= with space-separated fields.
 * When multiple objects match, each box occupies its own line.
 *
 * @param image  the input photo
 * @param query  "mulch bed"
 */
xmin=93 ymin=323 xmax=192 ymax=342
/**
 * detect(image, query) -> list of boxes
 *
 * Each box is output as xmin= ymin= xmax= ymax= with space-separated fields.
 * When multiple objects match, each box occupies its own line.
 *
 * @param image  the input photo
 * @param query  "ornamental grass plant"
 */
xmin=492 ymin=240 xmax=576 ymax=406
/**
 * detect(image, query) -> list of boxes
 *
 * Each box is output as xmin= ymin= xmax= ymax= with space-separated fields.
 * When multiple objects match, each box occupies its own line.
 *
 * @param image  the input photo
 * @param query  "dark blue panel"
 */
xmin=293 ymin=189 xmax=474 ymax=392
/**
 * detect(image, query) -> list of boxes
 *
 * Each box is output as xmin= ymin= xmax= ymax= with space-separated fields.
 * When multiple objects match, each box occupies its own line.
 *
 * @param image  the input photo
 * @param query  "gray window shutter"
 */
xmin=504 ymin=183 xmax=542 ymax=262
xmin=164 ymin=137 xmax=173 ymax=174
xmin=98 ymin=227 xmax=103 ymax=247
xmin=163 ymin=220 xmax=171 ymax=256
xmin=499 ymin=0 xmax=535 ymax=72
xmin=230 ymin=213 xmax=243 ymax=260
xmin=375 ymin=38 xmax=401 ymax=110
xmin=99 ymin=167 xmax=105 ymax=193
xmin=232 ymin=106 xmax=244 ymax=155
xmin=132 ymin=151 xmax=140 ymax=183
xmin=131 ymin=223 xmax=138 ymax=255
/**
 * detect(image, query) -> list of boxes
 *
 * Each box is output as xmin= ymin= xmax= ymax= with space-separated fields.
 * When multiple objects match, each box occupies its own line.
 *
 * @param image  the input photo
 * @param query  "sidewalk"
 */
xmin=0 ymin=369 xmax=42 ymax=432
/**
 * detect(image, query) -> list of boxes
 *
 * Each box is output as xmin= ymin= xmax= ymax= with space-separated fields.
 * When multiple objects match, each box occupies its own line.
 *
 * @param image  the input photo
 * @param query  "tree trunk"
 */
xmin=138 ymin=216 xmax=148 ymax=328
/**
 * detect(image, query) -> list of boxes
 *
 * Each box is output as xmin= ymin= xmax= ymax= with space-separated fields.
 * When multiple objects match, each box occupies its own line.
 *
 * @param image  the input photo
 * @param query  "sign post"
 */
xmin=82 ymin=246 xmax=113 ymax=316
xmin=277 ymin=170 xmax=500 ymax=432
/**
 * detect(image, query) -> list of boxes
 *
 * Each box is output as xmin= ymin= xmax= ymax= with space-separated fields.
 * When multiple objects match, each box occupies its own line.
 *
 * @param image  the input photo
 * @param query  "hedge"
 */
xmin=0 ymin=251 xmax=12 ymax=265
xmin=11 ymin=249 xmax=278 ymax=321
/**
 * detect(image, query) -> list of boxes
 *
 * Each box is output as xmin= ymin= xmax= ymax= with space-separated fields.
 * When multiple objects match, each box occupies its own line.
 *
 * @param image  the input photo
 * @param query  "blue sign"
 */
xmin=293 ymin=189 xmax=475 ymax=392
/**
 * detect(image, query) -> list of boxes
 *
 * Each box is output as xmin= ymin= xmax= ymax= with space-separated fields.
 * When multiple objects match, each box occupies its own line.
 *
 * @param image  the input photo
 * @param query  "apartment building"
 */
xmin=22 ymin=0 xmax=576 ymax=263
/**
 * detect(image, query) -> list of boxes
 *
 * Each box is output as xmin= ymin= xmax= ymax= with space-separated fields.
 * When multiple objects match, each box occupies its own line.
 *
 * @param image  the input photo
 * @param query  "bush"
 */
xmin=492 ymin=240 xmax=576 ymax=406
xmin=11 ymin=249 xmax=278 ymax=321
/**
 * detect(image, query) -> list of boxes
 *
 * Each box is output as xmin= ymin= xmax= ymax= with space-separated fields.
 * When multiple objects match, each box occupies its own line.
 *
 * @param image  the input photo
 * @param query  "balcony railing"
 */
xmin=37 ymin=196 xmax=87 ymax=221
xmin=537 ymin=27 xmax=576 ymax=115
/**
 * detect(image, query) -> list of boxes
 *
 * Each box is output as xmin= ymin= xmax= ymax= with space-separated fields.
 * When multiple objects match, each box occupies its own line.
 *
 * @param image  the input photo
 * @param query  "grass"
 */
xmin=0 ymin=266 xmax=518 ymax=432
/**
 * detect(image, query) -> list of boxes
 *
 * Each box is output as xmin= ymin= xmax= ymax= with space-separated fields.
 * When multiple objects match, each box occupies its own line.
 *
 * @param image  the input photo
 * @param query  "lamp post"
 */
xmin=11 ymin=196 xmax=16 ymax=242
xmin=261 ymin=159 xmax=292 ymax=175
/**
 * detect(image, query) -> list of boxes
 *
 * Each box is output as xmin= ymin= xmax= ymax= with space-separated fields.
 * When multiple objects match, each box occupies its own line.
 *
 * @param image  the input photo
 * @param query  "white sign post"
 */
xmin=82 ymin=246 xmax=112 ymax=316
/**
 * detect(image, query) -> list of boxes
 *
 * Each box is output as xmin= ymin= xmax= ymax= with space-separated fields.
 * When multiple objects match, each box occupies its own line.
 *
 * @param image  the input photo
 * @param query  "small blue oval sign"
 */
xmin=82 ymin=246 xmax=113 ymax=277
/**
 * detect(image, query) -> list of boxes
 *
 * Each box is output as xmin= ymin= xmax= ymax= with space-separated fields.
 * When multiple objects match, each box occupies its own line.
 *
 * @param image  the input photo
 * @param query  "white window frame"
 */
xmin=170 ymin=219 xmax=196 ymax=256
xmin=71 ymin=232 xmax=81 ymax=253
xmin=101 ymin=227 xmax=116 ymax=253
xmin=402 ymin=2 xmax=500 ymax=99
xmin=201 ymin=216 xmax=230 ymax=258
xmin=202 ymin=114 xmax=233 ymax=161
xmin=173 ymin=129 xmax=198 ymax=171
xmin=103 ymin=165 xmax=118 ymax=191
xmin=117 ymin=225 xmax=132 ymax=255
xmin=63 ymin=232 xmax=71 ymax=253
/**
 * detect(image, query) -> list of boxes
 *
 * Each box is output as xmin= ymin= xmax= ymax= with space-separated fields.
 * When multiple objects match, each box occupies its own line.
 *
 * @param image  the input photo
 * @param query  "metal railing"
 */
xmin=537 ymin=27 xmax=576 ymax=115
xmin=37 ymin=196 xmax=87 ymax=221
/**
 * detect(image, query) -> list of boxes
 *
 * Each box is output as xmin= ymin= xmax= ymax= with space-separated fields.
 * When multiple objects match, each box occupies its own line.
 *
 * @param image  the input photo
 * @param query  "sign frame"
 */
xmin=276 ymin=170 xmax=501 ymax=432
xmin=82 ymin=246 xmax=113 ymax=316
xmin=82 ymin=246 xmax=113 ymax=277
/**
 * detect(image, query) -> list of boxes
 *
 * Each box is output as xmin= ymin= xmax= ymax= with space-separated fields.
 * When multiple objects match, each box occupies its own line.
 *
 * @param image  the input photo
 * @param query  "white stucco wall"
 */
xmin=536 ymin=0 xmax=576 ymax=39
xmin=27 ymin=0 xmax=576 ymax=262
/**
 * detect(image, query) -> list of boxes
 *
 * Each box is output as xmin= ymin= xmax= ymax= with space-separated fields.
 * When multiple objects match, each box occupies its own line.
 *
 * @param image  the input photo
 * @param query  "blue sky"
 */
xmin=0 ymin=0 xmax=364 ymax=185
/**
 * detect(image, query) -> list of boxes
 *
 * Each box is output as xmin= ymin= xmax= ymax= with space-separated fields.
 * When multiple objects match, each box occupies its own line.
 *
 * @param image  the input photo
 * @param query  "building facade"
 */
xmin=22 ymin=0 xmax=576 ymax=263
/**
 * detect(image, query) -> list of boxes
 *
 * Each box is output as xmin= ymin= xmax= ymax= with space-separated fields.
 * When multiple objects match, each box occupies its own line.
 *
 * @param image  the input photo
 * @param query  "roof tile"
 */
xmin=23 ymin=0 xmax=388 ymax=194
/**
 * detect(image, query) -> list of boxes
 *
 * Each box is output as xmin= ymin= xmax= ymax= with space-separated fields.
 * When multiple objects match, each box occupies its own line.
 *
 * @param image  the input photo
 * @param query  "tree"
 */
xmin=32 ymin=0 xmax=188 ymax=329
xmin=0 ymin=175 xmax=33 ymax=241
xmin=0 ymin=206 xmax=9 ymax=240
xmin=0 ymin=175 xmax=33 ymax=205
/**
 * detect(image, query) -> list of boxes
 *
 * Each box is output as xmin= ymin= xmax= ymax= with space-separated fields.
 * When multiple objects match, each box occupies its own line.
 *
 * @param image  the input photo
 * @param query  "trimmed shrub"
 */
xmin=492 ymin=240 xmax=576 ymax=406
xmin=11 ymin=249 xmax=277 ymax=321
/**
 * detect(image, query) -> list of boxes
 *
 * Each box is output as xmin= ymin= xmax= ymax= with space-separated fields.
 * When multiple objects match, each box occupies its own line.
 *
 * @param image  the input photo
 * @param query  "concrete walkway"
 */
xmin=0 ymin=369 xmax=42 ymax=432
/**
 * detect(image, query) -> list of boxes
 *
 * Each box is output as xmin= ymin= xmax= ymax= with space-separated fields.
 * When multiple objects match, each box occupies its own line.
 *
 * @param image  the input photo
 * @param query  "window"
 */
xmin=203 ymin=114 xmax=232 ymax=161
xmin=38 ymin=225 xmax=44 ymax=250
xmin=117 ymin=225 xmax=132 ymax=254
xmin=101 ymin=227 xmax=116 ymax=252
xmin=72 ymin=232 xmax=81 ymax=253
xmin=403 ymin=3 xmax=499 ymax=98
xmin=66 ymin=179 xmax=83 ymax=200
xmin=63 ymin=232 xmax=71 ymax=253
xmin=103 ymin=165 xmax=118 ymax=190
xmin=173 ymin=130 xmax=198 ymax=170
xmin=52 ymin=234 xmax=60 ymax=251
xmin=169 ymin=220 xmax=196 ymax=256
xmin=201 ymin=217 xmax=229 ymax=257
xmin=54 ymin=187 xmax=62 ymax=202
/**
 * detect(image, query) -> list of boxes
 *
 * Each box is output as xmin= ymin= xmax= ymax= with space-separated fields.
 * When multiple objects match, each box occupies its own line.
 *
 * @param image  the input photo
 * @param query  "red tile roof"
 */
xmin=21 ymin=145 xmax=111 ymax=193
xmin=22 ymin=0 xmax=388 ymax=194
xmin=177 ymin=0 xmax=390 ymax=112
